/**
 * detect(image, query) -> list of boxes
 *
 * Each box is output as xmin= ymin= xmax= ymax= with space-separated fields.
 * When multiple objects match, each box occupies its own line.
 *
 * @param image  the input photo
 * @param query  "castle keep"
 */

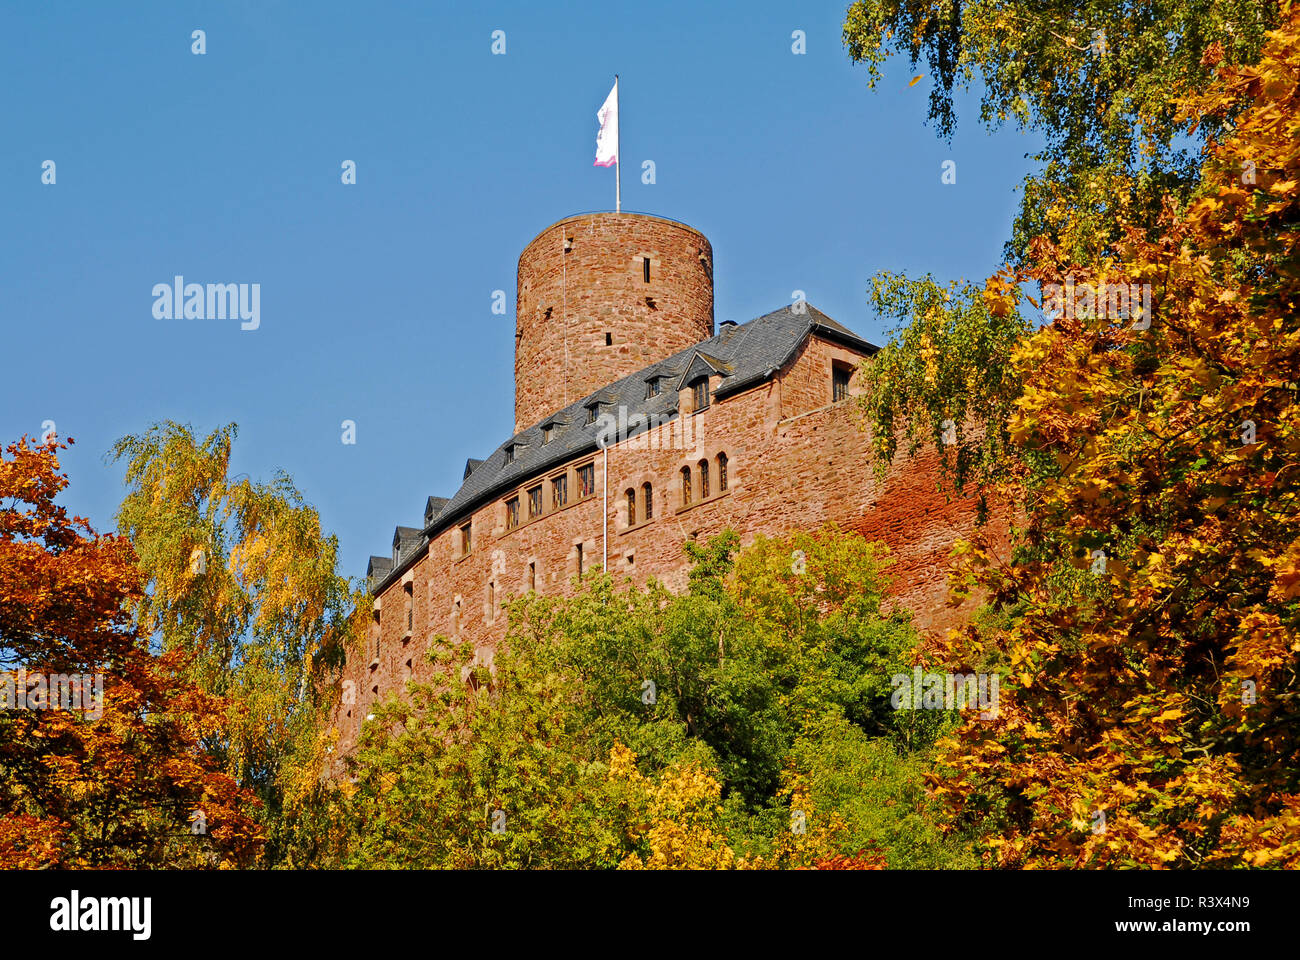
xmin=329 ymin=211 xmax=988 ymax=750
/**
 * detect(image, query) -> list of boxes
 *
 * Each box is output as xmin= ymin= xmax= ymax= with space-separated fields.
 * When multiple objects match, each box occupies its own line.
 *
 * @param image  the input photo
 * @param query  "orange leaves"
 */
xmin=925 ymin=3 xmax=1300 ymax=868
xmin=0 ymin=435 xmax=263 ymax=868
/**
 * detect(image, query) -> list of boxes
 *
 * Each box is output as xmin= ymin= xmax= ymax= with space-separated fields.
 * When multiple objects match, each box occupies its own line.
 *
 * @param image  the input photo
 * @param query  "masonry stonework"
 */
xmin=514 ymin=213 xmax=714 ymax=434
xmin=330 ymin=213 xmax=991 ymax=755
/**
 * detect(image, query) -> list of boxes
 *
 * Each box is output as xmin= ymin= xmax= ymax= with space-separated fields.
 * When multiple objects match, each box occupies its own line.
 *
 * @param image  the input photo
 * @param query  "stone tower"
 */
xmin=513 ymin=212 xmax=714 ymax=434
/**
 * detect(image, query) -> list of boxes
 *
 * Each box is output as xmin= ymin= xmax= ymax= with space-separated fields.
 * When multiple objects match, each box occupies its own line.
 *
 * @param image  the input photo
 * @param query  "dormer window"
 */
xmin=542 ymin=423 xmax=554 ymax=444
xmin=586 ymin=402 xmax=600 ymax=424
xmin=691 ymin=377 xmax=710 ymax=413
xmin=504 ymin=444 xmax=515 ymax=465
xmin=646 ymin=377 xmax=660 ymax=399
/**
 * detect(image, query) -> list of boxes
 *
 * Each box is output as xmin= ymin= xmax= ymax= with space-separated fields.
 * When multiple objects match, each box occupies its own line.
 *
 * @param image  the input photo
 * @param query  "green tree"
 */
xmin=110 ymin=421 xmax=362 ymax=865
xmin=843 ymin=0 xmax=1278 ymax=264
xmin=336 ymin=526 xmax=976 ymax=868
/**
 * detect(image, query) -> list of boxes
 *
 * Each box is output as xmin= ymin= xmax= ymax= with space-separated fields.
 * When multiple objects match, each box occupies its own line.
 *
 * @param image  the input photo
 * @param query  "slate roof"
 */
xmin=366 ymin=302 xmax=876 ymax=594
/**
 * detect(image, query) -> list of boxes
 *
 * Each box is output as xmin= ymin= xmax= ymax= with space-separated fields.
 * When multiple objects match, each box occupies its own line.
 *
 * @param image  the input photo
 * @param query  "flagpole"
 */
xmin=614 ymin=75 xmax=621 ymax=213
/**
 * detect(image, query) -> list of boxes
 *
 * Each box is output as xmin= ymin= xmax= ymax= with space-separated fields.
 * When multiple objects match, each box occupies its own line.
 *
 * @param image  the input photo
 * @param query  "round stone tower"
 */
xmin=514 ymin=212 xmax=714 ymax=433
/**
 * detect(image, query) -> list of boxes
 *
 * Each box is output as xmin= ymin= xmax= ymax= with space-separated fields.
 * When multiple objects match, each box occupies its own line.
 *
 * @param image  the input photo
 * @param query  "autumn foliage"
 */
xmin=0 ymin=437 xmax=261 ymax=867
xmin=935 ymin=6 xmax=1300 ymax=867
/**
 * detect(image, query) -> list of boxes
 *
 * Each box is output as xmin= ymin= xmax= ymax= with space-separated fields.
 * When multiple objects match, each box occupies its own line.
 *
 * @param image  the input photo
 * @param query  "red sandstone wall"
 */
xmin=514 ymin=213 xmax=714 ymax=433
xmin=328 ymin=334 xmax=997 ymax=755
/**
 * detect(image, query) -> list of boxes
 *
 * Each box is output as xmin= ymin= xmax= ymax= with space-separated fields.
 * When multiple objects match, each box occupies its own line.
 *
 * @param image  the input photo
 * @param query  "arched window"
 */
xmin=642 ymin=482 xmax=653 ymax=520
xmin=681 ymin=466 xmax=692 ymax=506
xmin=717 ymin=452 xmax=728 ymax=492
xmin=698 ymin=459 xmax=710 ymax=499
xmin=626 ymin=488 xmax=636 ymax=526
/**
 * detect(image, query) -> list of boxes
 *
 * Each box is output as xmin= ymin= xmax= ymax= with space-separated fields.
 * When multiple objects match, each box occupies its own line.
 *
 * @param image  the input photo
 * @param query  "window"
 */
xmin=460 ymin=522 xmax=472 ymax=555
xmin=643 ymin=482 xmax=653 ymax=520
xmin=404 ymin=582 xmax=414 ymax=635
xmin=551 ymin=473 xmax=568 ymax=509
xmin=528 ymin=485 xmax=543 ymax=519
xmin=645 ymin=377 xmax=660 ymax=398
xmin=542 ymin=423 xmax=554 ymax=444
xmin=643 ymin=257 xmax=651 ymax=282
xmin=681 ymin=466 xmax=692 ymax=506
xmin=488 ymin=581 xmax=496 ymax=622
xmin=576 ymin=541 xmax=585 ymax=577
xmin=504 ymin=444 xmax=515 ymax=464
xmin=699 ymin=459 xmax=710 ymax=499
xmin=605 ymin=332 xmax=612 ymax=346
xmin=833 ymin=363 xmax=852 ymax=402
xmin=717 ymin=453 xmax=728 ymax=492
xmin=586 ymin=402 xmax=599 ymax=424
xmin=626 ymin=488 xmax=636 ymax=526
xmin=528 ymin=561 xmax=536 ymax=593
xmin=578 ymin=463 xmax=595 ymax=498
xmin=451 ymin=597 xmax=462 ymax=636
xmin=691 ymin=377 xmax=710 ymax=412
xmin=505 ymin=497 xmax=519 ymax=530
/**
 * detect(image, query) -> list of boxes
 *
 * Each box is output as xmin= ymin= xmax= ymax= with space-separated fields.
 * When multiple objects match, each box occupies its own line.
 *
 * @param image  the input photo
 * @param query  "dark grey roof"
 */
xmin=367 ymin=303 xmax=875 ymax=594
xmin=366 ymin=555 xmax=393 ymax=589
xmin=424 ymin=496 xmax=450 ymax=526
xmin=391 ymin=526 xmax=423 ymax=565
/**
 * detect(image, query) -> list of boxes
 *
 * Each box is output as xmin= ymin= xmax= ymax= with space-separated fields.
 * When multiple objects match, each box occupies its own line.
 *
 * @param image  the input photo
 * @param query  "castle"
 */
xmin=329 ymin=211 xmax=987 ymax=750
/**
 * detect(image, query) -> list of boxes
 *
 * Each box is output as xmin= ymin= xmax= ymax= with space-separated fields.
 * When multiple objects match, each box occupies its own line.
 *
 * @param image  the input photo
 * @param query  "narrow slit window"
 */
xmin=643 ymin=257 xmax=651 ymax=282
xmin=717 ymin=453 xmax=728 ymax=492
xmin=643 ymin=482 xmax=653 ymax=520
xmin=699 ymin=459 xmax=710 ymax=499
xmin=833 ymin=363 xmax=852 ymax=403
xmin=605 ymin=332 xmax=612 ymax=346
xmin=681 ymin=466 xmax=692 ymax=506
xmin=626 ymin=488 xmax=636 ymax=526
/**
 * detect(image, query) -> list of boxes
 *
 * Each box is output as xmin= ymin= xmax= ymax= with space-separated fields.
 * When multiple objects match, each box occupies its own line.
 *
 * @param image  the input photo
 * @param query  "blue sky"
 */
xmin=1 ymin=0 xmax=1041 ymax=579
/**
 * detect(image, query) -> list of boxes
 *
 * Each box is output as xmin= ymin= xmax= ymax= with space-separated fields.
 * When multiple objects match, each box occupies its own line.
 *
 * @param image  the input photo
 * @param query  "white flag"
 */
xmin=594 ymin=81 xmax=618 ymax=167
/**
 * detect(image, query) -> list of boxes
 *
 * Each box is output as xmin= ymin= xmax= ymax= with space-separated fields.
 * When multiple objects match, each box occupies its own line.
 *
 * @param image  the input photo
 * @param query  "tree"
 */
xmin=109 ymin=421 xmax=362 ymax=865
xmin=843 ymin=0 xmax=1279 ymax=264
xmin=846 ymin=5 xmax=1288 ymax=510
xmin=334 ymin=526 xmax=974 ymax=868
xmin=934 ymin=9 xmax=1300 ymax=867
xmin=0 ymin=436 xmax=261 ymax=867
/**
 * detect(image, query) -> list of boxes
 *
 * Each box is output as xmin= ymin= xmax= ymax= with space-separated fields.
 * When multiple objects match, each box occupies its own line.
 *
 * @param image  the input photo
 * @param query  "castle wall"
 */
xmin=330 ymin=334 xmax=994 ymax=753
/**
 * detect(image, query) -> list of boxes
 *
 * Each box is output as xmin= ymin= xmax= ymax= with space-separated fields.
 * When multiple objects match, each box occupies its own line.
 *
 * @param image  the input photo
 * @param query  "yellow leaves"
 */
xmin=609 ymin=744 xmax=736 ymax=870
xmin=909 ymin=74 xmax=925 ymax=87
